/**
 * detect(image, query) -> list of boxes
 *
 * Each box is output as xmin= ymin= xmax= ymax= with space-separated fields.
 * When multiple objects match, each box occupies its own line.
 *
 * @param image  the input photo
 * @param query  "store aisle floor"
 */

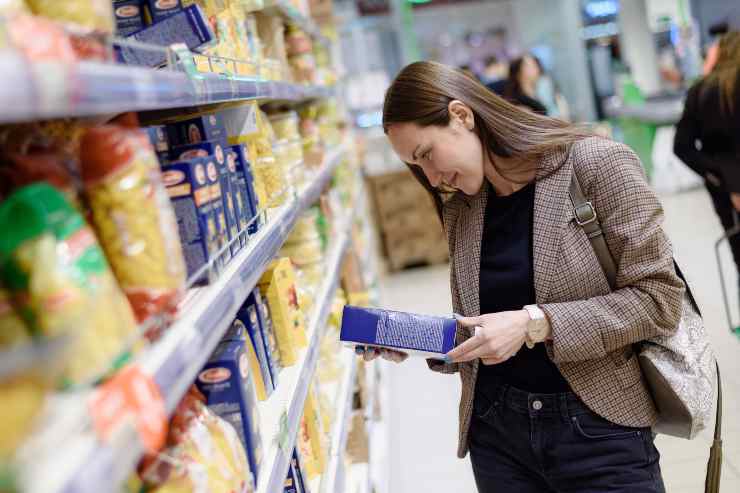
xmin=379 ymin=187 xmax=740 ymax=493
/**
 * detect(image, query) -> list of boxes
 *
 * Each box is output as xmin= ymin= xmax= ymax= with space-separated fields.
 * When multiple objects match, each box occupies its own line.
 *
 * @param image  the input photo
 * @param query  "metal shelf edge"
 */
xmin=0 ymin=54 xmax=334 ymax=124
xmin=259 ymin=217 xmax=352 ymax=493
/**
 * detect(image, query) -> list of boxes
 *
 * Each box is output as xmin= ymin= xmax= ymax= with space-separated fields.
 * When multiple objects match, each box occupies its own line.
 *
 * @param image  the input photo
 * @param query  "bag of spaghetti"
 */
xmin=0 ymin=183 xmax=137 ymax=386
xmin=80 ymin=125 xmax=186 ymax=324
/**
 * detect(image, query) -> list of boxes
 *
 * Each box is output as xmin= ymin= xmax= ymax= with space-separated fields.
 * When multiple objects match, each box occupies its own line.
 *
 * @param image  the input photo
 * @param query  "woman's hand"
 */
xmin=446 ymin=311 xmax=529 ymax=365
xmin=355 ymin=346 xmax=408 ymax=363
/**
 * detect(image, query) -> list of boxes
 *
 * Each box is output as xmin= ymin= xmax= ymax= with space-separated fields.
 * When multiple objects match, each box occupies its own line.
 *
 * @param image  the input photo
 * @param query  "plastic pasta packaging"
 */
xmin=0 ymin=13 xmax=78 ymax=62
xmin=0 ymin=183 xmax=138 ymax=385
xmin=0 ymin=286 xmax=29 ymax=347
xmin=80 ymin=125 xmax=186 ymax=323
xmin=26 ymin=0 xmax=115 ymax=33
xmin=141 ymin=388 xmax=251 ymax=493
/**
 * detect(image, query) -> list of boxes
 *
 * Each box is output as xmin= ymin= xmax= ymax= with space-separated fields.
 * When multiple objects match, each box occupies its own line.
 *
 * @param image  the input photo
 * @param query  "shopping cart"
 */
xmin=715 ymin=210 xmax=740 ymax=337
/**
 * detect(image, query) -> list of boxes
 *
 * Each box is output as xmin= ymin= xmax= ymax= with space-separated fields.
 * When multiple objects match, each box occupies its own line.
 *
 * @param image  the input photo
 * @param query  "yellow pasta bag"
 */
xmin=0 ymin=183 xmax=137 ymax=386
xmin=80 ymin=125 xmax=186 ymax=324
xmin=25 ymin=0 xmax=115 ymax=33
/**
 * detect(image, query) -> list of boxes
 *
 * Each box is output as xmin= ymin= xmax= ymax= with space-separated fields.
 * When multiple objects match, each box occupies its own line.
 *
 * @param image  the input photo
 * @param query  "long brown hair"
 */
xmin=704 ymin=32 xmax=740 ymax=114
xmin=382 ymin=61 xmax=590 ymax=218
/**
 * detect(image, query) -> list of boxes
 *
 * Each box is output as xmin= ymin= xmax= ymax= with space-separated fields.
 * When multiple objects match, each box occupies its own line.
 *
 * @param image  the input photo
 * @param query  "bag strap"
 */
xmin=568 ymin=171 xmax=617 ymax=289
xmin=568 ymin=172 xmax=723 ymax=493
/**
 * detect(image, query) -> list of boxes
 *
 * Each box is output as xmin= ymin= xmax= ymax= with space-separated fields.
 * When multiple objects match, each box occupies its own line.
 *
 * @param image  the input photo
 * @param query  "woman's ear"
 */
xmin=448 ymin=100 xmax=474 ymax=131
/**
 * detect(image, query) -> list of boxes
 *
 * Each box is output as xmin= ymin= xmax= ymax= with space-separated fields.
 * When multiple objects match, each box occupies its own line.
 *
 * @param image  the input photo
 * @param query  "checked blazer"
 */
xmin=429 ymin=136 xmax=686 ymax=458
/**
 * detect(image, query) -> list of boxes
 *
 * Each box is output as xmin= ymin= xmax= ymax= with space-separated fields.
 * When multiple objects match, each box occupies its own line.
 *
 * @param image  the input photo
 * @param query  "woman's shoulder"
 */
xmin=569 ymin=136 xmax=644 ymax=186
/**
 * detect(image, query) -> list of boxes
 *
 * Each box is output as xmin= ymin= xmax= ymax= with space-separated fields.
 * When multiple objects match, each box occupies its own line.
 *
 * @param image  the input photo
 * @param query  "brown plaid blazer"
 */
xmin=429 ymin=136 xmax=685 ymax=458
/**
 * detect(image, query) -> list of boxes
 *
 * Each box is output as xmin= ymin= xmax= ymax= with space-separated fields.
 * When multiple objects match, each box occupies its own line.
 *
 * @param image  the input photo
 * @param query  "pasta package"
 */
xmin=0 ymin=183 xmax=138 ymax=385
xmin=0 ymin=286 xmax=29 ymax=347
xmin=25 ymin=0 xmax=115 ymax=33
xmin=141 ymin=388 xmax=251 ymax=493
xmin=80 ymin=126 xmax=187 ymax=323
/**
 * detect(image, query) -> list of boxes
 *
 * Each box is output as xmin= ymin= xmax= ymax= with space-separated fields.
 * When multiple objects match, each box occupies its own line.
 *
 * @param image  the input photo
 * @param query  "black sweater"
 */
xmin=674 ymin=71 xmax=740 ymax=192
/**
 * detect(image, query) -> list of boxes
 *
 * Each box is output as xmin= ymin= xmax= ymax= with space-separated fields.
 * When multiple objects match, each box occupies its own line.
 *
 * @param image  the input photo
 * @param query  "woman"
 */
xmin=674 ymin=32 xmax=740 ymax=314
xmin=362 ymin=61 xmax=685 ymax=492
xmin=500 ymin=54 xmax=548 ymax=115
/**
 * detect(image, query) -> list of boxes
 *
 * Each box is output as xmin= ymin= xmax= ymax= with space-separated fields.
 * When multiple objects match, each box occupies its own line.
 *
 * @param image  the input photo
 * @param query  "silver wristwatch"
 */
xmin=523 ymin=304 xmax=548 ymax=349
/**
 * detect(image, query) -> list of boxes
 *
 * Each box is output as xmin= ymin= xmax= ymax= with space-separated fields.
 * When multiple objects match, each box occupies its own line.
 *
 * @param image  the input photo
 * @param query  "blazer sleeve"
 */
xmin=427 ymin=201 xmax=461 ymax=374
xmin=541 ymin=142 xmax=685 ymax=364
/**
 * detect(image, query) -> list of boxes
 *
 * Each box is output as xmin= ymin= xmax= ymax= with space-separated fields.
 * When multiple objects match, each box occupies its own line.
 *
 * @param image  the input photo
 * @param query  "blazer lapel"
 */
xmin=453 ymin=184 xmax=488 ymax=318
xmin=533 ymin=147 xmax=573 ymax=304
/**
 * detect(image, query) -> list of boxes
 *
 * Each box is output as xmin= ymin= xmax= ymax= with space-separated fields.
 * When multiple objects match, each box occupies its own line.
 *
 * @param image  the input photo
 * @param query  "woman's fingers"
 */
xmin=446 ymin=331 xmax=485 ymax=362
xmin=454 ymin=314 xmax=483 ymax=327
xmin=381 ymin=348 xmax=408 ymax=363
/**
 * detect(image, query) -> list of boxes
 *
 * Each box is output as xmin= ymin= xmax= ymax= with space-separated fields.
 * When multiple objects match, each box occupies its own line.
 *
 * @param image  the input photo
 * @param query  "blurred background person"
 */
xmin=674 ymin=32 xmax=740 ymax=318
xmin=534 ymin=57 xmax=572 ymax=121
xmin=480 ymin=55 xmax=508 ymax=86
xmin=498 ymin=54 xmax=548 ymax=115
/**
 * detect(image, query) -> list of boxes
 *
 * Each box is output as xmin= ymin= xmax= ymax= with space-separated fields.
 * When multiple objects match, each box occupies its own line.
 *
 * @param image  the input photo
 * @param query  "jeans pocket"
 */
xmin=473 ymin=393 xmax=500 ymax=424
xmin=570 ymin=413 xmax=644 ymax=441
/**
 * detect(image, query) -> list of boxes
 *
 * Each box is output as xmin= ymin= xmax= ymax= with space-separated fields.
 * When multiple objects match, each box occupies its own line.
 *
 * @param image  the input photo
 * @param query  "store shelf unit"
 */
xmin=319 ymin=349 xmax=358 ymax=493
xmin=256 ymin=212 xmax=353 ymax=493
xmin=14 ymin=145 xmax=347 ymax=493
xmin=263 ymin=0 xmax=331 ymax=46
xmin=0 ymin=52 xmax=334 ymax=124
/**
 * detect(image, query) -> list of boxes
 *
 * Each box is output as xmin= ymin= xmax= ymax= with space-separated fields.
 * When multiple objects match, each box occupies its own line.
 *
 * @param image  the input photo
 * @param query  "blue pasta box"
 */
xmin=284 ymin=450 xmax=304 ymax=493
xmin=168 ymin=140 xmax=226 ymax=163
xmin=113 ymin=0 xmax=145 ymax=36
xmin=145 ymin=0 xmax=183 ymax=23
xmin=145 ymin=125 xmax=169 ymax=161
xmin=167 ymin=113 xmax=227 ymax=147
xmin=340 ymin=306 xmax=457 ymax=359
xmin=205 ymin=157 xmax=230 ymax=265
xmin=229 ymin=144 xmax=261 ymax=234
xmin=215 ymin=157 xmax=240 ymax=257
xmin=252 ymin=289 xmax=282 ymax=384
xmin=226 ymin=150 xmax=251 ymax=246
xmin=116 ymin=4 xmax=215 ymax=67
xmin=196 ymin=340 xmax=264 ymax=485
xmin=160 ymin=157 xmax=219 ymax=284
xmin=234 ymin=298 xmax=275 ymax=400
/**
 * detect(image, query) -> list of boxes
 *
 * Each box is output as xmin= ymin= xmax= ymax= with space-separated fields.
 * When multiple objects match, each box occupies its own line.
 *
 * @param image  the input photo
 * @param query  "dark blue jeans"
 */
xmin=469 ymin=379 xmax=665 ymax=493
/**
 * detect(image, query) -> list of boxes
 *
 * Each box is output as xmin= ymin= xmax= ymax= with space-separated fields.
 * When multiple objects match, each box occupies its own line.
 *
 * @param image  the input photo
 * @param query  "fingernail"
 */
xmin=443 ymin=354 xmax=453 ymax=364
xmin=355 ymin=346 xmax=365 ymax=355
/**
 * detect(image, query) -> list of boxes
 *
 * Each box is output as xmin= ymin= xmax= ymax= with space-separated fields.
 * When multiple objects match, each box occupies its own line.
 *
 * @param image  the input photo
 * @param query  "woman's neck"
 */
xmin=484 ymin=154 xmax=535 ymax=196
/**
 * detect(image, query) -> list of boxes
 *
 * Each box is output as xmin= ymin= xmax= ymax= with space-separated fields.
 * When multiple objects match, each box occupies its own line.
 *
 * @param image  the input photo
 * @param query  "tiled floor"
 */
xmin=379 ymin=187 xmax=740 ymax=492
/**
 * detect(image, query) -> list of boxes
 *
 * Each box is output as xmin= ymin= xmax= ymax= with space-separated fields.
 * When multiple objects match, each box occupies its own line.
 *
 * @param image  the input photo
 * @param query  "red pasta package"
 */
xmin=80 ymin=125 xmax=186 ymax=323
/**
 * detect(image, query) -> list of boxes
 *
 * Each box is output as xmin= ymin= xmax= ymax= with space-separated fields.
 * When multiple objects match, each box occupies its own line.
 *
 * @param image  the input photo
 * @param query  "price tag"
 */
xmin=90 ymin=365 xmax=167 ymax=453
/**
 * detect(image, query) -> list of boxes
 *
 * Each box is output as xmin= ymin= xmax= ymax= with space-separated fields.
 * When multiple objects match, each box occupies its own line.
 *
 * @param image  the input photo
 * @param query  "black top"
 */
xmin=674 ymin=70 xmax=740 ymax=192
xmin=476 ymin=181 xmax=571 ymax=393
xmin=485 ymin=80 xmax=548 ymax=115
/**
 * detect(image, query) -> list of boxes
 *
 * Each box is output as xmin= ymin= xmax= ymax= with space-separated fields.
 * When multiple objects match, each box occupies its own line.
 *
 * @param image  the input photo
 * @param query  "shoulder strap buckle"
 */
xmin=574 ymin=201 xmax=597 ymax=226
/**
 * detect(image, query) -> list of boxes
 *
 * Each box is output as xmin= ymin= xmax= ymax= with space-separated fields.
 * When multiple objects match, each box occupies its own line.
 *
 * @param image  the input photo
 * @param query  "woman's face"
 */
xmin=386 ymin=104 xmax=486 ymax=196
xmin=520 ymin=56 xmax=541 ymax=85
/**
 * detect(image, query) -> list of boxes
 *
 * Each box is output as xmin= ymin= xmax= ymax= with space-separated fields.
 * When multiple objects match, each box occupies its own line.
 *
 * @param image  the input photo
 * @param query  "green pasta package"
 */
xmin=80 ymin=125 xmax=187 ymax=323
xmin=0 ymin=183 xmax=137 ymax=385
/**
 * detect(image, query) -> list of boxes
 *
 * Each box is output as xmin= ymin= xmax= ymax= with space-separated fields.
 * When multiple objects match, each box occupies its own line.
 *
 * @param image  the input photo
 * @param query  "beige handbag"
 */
xmin=569 ymin=172 xmax=723 ymax=492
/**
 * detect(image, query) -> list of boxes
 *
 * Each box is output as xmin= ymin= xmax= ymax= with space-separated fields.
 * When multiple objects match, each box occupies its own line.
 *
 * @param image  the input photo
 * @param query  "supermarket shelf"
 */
xmin=0 ymin=52 xmax=333 ymax=124
xmin=14 ymin=146 xmax=347 ymax=493
xmin=263 ymin=0 xmax=330 ymax=46
xmin=320 ymin=350 xmax=358 ymax=493
xmin=256 ymin=216 xmax=352 ymax=493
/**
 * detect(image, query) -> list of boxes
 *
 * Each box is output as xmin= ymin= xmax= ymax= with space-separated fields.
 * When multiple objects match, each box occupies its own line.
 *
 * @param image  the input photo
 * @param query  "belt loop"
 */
xmin=559 ymin=393 xmax=569 ymax=421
